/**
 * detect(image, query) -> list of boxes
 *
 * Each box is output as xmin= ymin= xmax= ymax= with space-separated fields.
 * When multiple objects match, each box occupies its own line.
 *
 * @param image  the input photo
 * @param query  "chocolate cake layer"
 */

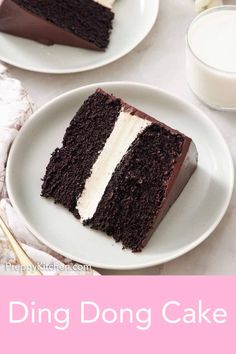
xmin=41 ymin=89 xmax=198 ymax=252
xmin=0 ymin=0 xmax=114 ymax=50
xmin=82 ymin=91 xmax=198 ymax=251
xmin=41 ymin=91 xmax=121 ymax=214
xmin=85 ymin=124 xmax=195 ymax=252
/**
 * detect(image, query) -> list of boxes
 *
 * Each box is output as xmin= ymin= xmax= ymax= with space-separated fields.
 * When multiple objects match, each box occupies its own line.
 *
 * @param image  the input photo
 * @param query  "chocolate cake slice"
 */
xmin=41 ymin=89 xmax=198 ymax=252
xmin=0 ymin=0 xmax=114 ymax=50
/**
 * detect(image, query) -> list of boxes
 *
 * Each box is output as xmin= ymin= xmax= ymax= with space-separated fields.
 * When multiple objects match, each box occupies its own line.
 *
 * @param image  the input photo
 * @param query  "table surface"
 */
xmin=8 ymin=0 xmax=236 ymax=275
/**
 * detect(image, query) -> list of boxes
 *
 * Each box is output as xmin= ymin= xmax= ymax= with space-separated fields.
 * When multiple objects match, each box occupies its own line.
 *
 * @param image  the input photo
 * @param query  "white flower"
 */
xmin=195 ymin=0 xmax=223 ymax=12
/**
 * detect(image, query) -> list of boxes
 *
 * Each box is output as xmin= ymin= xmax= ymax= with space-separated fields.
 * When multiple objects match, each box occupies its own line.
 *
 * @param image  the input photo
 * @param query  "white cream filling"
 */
xmin=94 ymin=0 xmax=116 ymax=9
xmin=76 ymin=111 xmax=151 ymax=221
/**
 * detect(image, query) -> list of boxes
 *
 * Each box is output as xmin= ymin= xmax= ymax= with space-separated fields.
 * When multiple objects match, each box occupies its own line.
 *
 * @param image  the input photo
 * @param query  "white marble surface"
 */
xmin=6 ymin=0 xmax=236 ymax=275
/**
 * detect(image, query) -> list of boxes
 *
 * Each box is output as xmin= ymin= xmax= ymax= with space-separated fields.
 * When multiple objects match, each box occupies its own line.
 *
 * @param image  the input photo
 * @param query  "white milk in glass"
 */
xmin=186 ymin=7 xmax=236 ymax=110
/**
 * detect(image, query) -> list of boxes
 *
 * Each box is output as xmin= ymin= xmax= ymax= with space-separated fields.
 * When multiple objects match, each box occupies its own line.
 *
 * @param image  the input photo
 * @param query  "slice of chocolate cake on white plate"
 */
xmin=41 ymin=89 xmax=198 ymax=252
xmin=0 ymin=0 xmax=115 ymax=50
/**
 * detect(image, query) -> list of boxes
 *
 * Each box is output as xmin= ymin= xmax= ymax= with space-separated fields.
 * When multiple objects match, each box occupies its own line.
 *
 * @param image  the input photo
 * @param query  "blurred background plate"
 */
xmin=0 ymin=0 xmax=159 ymax=74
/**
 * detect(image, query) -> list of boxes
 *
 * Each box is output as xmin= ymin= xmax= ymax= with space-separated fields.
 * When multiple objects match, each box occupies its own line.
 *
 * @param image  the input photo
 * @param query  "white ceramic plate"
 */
xmin=0 ymin=0 xmax=159 ymax=74
xmin=6 ymin=82 xmax=234 ymax=270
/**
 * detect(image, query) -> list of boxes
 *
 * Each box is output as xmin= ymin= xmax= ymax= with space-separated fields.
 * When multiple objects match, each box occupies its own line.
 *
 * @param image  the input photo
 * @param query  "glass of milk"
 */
xmin=186 ymin=6 xmax=236 ymax=110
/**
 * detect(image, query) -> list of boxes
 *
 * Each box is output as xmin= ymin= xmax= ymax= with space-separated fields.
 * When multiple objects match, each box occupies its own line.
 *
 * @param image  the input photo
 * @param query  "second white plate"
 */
xmin=6 ymin=82 xmax=234 ymax=270
xmin=0 ymin=0 xmax=159 ymax=73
